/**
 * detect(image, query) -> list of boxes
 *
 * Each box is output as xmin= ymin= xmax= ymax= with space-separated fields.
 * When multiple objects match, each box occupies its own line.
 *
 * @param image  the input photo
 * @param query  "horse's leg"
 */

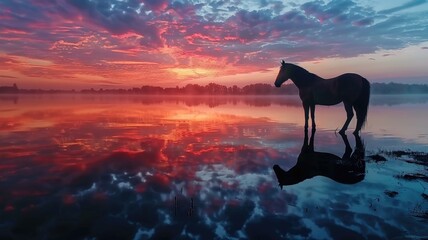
xmin=310 ymin=104 xmax=316 ymax=130
xmin=303 ymin=103 xmax=309 ymax=131
xmin=353 ymin=106 xmax=363 ymax=134
xmin=339 ymin=102 xmax=354 ymax=134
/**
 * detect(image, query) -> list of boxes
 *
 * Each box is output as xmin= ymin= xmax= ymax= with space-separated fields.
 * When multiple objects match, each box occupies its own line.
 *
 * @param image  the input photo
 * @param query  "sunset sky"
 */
xmin=1 ymin=0 xmax=427 ymax=89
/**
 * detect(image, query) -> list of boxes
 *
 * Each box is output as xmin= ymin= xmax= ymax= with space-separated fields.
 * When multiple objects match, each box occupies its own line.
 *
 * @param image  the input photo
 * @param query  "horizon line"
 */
xmin=2 ymin=81 xmax=428 ymax=91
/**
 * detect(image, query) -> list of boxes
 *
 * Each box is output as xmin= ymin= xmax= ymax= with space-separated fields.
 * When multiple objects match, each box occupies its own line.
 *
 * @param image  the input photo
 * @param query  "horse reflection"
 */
xmin=273 ymin=130 xmax=365 ymax=188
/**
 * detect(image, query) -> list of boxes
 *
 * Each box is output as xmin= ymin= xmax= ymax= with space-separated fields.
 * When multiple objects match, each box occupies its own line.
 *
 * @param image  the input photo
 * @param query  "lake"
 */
xmin=0 ymin=94 xmax=427 ymax=239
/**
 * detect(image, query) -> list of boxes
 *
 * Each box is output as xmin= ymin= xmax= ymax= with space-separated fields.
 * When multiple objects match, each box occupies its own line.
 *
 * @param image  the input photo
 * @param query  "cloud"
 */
xmin=0 ymin=0 xmax=427 ymax=86
xmin=352 ymin=18 xmax=374 ymax=26
xmin=0 ymin=75 xmax=16 ymax=78
xmin=66 ymin=0 xmax=165 ymax=48
xmin=102 ymin=60 xmax=159 ymax=65
xmin=379 ymin=0 xmax=427 ymax=14
xmin=142 ymin=0 xmax=169 ymax=12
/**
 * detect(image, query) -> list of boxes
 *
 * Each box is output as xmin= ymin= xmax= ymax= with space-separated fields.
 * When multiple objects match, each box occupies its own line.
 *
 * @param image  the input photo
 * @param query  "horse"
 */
xmin=274 ymin=61 xmax=370 ymax=134
xmin=273 ymin=130 xmax=365 ymax=188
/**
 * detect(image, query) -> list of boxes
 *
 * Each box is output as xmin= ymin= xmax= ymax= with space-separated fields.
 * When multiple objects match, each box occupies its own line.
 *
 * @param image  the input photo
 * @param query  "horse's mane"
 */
xmin=284 ymin=63 xmax=307 ymax=73
xmin=284 ymin=63 xmax=319 ymax=86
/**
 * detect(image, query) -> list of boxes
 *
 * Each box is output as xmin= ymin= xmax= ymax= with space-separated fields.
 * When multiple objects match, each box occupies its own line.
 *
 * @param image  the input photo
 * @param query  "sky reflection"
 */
xmin=0 ymin=95 xmax=427 ymax=239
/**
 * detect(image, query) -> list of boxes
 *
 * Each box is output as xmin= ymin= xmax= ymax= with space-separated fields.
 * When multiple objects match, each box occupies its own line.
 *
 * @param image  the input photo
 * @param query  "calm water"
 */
xmin=0 ymin=94 xmax=427 ymax=239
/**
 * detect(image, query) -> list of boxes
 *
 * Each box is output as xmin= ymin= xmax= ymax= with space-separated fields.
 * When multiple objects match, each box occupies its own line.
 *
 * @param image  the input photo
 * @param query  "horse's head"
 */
xmin=273 ymin=163 xmax=307 ymax=188
xmin=273 ymin=164 xmax=294 ymax=189
xmin=274 ymin=60 xmax=290 ymax=87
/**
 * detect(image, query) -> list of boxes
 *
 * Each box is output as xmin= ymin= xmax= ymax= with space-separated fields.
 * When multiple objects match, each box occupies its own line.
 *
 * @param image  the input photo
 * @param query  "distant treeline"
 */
xmin=1 ymin=82 xmax=428 ymax=95
xmin=371 ymin=82 xmax=428 ymax=94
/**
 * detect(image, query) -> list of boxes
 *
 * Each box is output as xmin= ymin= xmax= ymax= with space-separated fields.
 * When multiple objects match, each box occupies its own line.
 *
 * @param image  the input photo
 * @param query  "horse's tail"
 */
xmin=355 ymin=77 xmax=370 ymax=128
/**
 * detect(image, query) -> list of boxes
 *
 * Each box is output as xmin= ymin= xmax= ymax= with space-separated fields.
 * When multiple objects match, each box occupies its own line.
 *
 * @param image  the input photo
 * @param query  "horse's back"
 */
xmin=336 ymin=73 xmax=365 ymax=85
xmin=335 ymin=73 xmax=366 ymax=102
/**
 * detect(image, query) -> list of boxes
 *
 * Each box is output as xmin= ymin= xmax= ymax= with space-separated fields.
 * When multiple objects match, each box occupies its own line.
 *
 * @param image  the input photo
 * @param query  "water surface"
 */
xmin=0 ymin=94 xmax=427 ymax=239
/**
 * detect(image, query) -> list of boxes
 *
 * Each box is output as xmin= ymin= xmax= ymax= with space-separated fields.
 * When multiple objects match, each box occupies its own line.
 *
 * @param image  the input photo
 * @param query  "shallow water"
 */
xmin=0 ymin=94 xmax=427 ymax=239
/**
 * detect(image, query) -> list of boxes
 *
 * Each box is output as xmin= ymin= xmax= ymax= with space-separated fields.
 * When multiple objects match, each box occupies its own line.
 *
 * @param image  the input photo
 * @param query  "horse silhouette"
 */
xmin=273 ymin=130 xmax=365 ymax=188
xmin=274 ymin=61 xmax=370 ymax=134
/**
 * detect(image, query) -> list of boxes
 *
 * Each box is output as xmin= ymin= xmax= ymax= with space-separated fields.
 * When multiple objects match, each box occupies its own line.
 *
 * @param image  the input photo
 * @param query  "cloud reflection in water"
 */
xmin=0 ymin=95 xmax=427 ymax=239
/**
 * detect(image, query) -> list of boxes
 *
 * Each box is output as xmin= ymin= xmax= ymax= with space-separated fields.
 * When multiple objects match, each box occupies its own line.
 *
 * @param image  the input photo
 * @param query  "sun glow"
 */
xmin=169 ymin=67 xmax=217 ymax=79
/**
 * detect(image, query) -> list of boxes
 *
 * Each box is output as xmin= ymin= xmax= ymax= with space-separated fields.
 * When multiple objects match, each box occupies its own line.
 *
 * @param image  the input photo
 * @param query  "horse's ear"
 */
xmin=281 ymin=60 xmax=285 ymax=66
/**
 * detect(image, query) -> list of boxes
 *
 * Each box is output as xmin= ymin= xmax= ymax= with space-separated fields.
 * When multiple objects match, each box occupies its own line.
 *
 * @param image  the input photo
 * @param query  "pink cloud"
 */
xmin=0 ymin=0 xmax=427 ymax=88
